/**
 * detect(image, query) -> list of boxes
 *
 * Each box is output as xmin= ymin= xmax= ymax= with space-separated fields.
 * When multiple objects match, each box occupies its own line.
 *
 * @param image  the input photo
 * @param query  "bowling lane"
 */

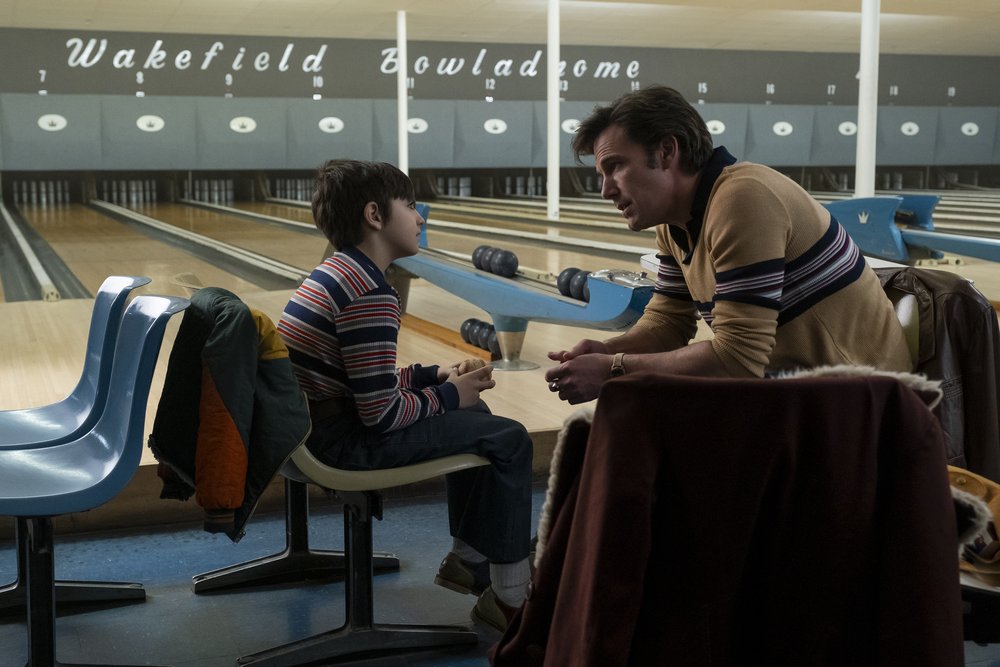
xmin=132 ymin=202 xmax=327 ymax=272
xmin=227 ymin=200 xmax=649 ymax=278
xmin=18 ymin=203 xmax=264 ymax=297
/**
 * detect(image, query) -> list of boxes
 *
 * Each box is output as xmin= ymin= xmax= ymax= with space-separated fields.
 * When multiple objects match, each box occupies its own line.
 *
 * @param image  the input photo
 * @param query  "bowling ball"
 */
xmin=460 ymin=318 xmax=479 ymax=344
xmin=582 ymin=281 xmax=590 ymax=302
xmin=557 ymin=267 xmax=581 ymax=296
xmin=569 ymin=270 xmax=589 ymax=300
xmin=491 ymin=249 xmax=519 ymax=278
xmin=477 ymin=323 xmax=494 ymax=350
xmin=469 ymin=320 xmax=486 ymax=346
xmin=472 ymin=246 xmax=489 ymax=270
xmin=480 ymin=247 xmax=499 ymax=272
xmin=487 ymin=329 xmax=501 ymax=356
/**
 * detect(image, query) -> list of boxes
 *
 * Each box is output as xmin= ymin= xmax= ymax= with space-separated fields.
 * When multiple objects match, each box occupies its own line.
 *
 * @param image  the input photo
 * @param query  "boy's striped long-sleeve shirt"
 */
xmin=277 ymin=246 xmax=459 ymax=434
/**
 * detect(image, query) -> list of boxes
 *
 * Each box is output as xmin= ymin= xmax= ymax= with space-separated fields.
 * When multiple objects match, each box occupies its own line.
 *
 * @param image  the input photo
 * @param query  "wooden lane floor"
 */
xmin=17 ymin=203 xmax=264 ymax=297
xmin=132 ymin=202 xmax=326 ymax=272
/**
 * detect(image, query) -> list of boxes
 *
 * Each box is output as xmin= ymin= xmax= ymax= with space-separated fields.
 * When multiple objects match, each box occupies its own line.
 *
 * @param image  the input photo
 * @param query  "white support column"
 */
xmin=546 ymin=0 xmax=560 ymax=220
xmin=855 ymin=0 xmax=880 ymax=198
xmin=397 ymin=10 xmax=409 ymax=174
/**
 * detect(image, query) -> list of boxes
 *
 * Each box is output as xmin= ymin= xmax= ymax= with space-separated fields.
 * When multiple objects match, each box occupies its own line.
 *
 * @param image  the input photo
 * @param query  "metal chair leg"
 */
xmin=237 ymin=491 xmax=478 ymax=666
xmin=192 ymin=479 xmax=399 ymax=593
xmin=0 ymin=518 xmax=145 ymax=616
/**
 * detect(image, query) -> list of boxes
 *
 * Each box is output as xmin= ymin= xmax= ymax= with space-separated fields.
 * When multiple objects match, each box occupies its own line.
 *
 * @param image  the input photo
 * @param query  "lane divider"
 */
xmin=0 ymin=201 xmax=60 ymax=302
xmin=90 ymin=200 xmax=309 ymax=283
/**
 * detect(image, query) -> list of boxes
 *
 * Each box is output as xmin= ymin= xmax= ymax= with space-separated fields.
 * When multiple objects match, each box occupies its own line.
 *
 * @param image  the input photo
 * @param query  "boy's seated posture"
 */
xmin=277 ymin=160 xmax=532 ymax=632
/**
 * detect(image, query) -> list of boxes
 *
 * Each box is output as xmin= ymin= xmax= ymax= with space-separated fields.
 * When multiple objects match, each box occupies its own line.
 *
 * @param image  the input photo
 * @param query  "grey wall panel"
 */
xmin=287 ymin=99 xmax=374 ymax=168
xmin=454 ymin=101 xmax=533 ymax=168
xmin=1 ymin=94 xmax=102 ymax=170
xmin=195 ymin=98 xmax=288 ymax=169
xmin=876 ymin=107 xmax=938 ymax=166
xmin=811 ymin=106 xmax=858 ymax=166
xmin=744 ymin=105 xmax=814 ymax=166
xmin=372 ymin=100 xmax=456 ymax=168
xmin=531 ymin=101 xmax=601 ymax=168
xmin=100 ymin=95 xmax=197 ymax=170
xmin=935 ymin=107 xmax=996 ymax=166
xmin=694 ymin=104 xmax=748 ymax=161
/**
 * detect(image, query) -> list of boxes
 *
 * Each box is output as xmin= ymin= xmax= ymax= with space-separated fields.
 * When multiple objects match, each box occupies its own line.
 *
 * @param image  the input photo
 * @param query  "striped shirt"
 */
xmin=635 ymin=147 xmax=911 ymax=377
xmin=277 ymin=246 xmax=458 ymax=434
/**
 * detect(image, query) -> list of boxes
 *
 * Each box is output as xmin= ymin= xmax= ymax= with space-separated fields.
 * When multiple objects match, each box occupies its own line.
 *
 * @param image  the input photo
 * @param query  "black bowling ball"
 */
xmin=468 ymin=320 xmax=486 ymax=347
xmin=477 ymin=323 xmax=494 ymax=350
xmin=460 ymin=318 xmax=479 ymax=344
xmin=569 ymin=270 xmax=589 ymax=300
xmin=471 ymin=246 xmax=490 ymax=270
xmin=557 ymin=267 xmax=581 ymax=296
xmin=491 ymin=250 xmax=519 ymax=278
xmin=480 ymin=247 xmax=499 ymax=272
xmin=488 ymin=329 xmax=501 ymax=356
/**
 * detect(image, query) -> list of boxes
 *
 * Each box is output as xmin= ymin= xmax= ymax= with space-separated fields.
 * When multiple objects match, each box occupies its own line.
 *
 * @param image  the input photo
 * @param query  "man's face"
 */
xmin=383 ymin=197 xmax=424 ymax=259
xmin=594 ymin=124 xmax=685 ymax=231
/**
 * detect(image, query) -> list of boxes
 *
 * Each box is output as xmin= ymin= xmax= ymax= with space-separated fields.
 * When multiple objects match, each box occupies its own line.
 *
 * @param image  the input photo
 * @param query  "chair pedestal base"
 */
xmin=192 ymin=479 xmax=399 ymax=593
xmin=0 ymin=519 xmax=145 ymax=615
xmin=21 ymin=517 xmax=166 ymax=667
xmin=238 ymin=490 xmax=478 ymax=666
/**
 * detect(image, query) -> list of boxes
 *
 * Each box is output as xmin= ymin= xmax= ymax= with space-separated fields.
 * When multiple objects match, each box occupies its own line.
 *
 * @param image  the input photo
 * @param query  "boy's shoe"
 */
xmin=471 ymin=585 xmax=519 ymax=633
xmin=434 ymin=552 xmax=490 ymax=596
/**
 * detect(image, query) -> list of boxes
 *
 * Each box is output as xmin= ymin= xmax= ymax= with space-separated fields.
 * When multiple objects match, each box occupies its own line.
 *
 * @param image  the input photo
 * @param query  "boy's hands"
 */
xmin=444 ymin=364 xmax=495 ymax=408
xmin=438 ymin=357 xmax=487 ymax=382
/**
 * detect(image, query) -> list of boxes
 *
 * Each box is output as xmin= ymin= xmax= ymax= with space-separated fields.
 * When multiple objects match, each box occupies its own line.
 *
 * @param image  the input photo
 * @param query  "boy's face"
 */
xmin=383 ymin=197 xmax=425 ymax=259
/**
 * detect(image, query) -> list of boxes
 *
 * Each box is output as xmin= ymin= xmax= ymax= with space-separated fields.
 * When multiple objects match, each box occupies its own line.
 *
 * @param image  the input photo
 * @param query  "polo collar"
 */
xmin=668 ymin=146 xmax=738 ymax=264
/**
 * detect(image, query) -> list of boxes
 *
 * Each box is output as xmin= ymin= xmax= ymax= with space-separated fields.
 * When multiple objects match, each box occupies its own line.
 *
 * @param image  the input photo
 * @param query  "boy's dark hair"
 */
xmin=311 ymin=160 xmax=415 ymax=249
xmin=571 ymin=85 xmax=714 ymax=174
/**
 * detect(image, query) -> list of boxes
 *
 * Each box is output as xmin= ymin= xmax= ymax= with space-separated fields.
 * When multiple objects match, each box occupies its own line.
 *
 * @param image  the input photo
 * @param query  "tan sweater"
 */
xmin=634 ymin=159 xmax=912 ymax=377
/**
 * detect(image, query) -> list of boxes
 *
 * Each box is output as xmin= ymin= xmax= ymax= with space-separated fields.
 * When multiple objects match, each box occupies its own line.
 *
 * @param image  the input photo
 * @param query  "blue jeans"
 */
xmin=307 ymin=401 xmax=533 ymax=563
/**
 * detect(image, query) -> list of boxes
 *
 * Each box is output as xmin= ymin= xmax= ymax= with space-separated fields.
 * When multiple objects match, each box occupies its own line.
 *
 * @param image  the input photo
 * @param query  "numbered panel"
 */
xmin=876 ymin=107 xmax=938 ymax=166
xmin=195 ymin=97 xmax=288 ymax=169
xmin=935 ymin=107 xmax=997 ymax=165
xmin=100 ymin=95 xmax=197 ymax=169
xmin=372 ymin=99 xmax=456 ymax=168
xmin=744 ymin=105 xmax=814 ymax=166
xmin=530 ymin=101 xmax=601 ymax=167
xmin=287 ymin=98 xmax=374 ymax=167
xmin=0 ymin=94 xmax=101 ymax=170
xmin=693 ymin=104 xmax=748 ymax=161
xmin=454 ymin=100 xmax=532 ymax=168
xmin=811 ymin=106 xmax=859 ymax=166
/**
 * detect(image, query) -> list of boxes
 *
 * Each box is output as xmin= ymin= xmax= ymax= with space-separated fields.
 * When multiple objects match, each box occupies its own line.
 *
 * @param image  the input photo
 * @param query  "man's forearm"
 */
xmin=618 ymin=341 xmax=749 ymax=378
xmin=602 ymin=327 xmax=675 ymax=354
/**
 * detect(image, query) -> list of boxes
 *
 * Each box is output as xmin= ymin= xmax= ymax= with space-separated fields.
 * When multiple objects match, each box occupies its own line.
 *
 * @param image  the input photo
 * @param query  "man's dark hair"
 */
xmin=571 ymin=85 xmax=714 ymax=174
xmin=311 ymin=160 xmax=414 ymax=249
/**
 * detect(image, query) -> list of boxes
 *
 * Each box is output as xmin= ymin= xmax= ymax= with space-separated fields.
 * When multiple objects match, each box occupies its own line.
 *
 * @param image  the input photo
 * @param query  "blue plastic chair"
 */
xmin=0 ymin=274 xmax=150 ymax=449
xmin=0 ymin=294 xmax=188 ymax=667
xmin=0 ymin=275 xmax=153 ymax=615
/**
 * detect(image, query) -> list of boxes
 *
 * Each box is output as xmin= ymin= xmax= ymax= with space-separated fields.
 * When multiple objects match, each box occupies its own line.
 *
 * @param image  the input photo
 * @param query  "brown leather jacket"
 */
xmin=876 ymin=266 xmax=1000 ymax=480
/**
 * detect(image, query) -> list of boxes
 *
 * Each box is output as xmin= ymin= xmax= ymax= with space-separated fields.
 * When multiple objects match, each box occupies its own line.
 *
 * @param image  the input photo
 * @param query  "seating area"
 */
xmin=3 ymin=274 xmax=1000 ymax=665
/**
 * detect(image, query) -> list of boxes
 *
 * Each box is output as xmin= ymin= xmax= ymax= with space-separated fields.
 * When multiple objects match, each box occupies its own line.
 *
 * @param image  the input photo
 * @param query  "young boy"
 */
xmin=277 ymin=160 xmax=533 ymax=632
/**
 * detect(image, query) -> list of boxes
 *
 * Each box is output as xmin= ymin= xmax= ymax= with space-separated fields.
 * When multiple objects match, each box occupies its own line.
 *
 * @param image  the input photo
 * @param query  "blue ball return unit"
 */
xmin=394 ymin=204 xmax=655 ymax=370
xmin=824 ymin=194 xmax=1000 ymax=264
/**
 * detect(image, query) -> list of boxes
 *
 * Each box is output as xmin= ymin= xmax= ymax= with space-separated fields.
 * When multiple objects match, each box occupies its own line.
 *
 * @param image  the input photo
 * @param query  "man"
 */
xmin=546 ymin=85 xmax=911 ymax=404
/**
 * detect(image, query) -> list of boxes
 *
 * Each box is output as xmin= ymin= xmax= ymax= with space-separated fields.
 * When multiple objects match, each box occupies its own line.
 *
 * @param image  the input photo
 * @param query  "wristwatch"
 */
xmin=610 ymin=352 xmax=626 ymax=378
